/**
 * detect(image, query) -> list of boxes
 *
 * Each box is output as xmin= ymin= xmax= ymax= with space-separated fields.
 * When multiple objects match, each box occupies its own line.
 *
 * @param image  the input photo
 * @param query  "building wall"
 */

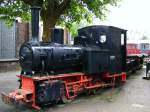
xmin=0 ymin=21 xmax=29 ymax=72
xmin=0 ymin=21 xmax=16 ymax=59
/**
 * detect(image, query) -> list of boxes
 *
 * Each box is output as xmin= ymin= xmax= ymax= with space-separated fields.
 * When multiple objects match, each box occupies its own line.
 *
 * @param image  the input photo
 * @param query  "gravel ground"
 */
xmin=0 ymin=67 xmax=150 ymax=112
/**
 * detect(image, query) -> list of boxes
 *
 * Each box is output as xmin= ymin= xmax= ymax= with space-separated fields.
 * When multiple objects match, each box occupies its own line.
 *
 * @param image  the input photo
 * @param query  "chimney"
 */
xmin=31 ymin=6 xmax=41 ymax=41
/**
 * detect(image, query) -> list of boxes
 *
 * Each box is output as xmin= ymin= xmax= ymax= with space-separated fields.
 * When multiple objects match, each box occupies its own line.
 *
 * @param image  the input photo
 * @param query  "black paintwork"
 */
xmin=146 ymin=62 xmax=150 ymax=76
xmin=36 ymin=80 xmax=63 ymax=105
xmin=19 ymin=25 xmax=127 ymax=75
xmin=75 ymin=26 xmax=127 ymax=74
xmin=19 ymin=42 xmax=83 ymax=74
xmin=51 ymin=28 xmax=64 ymax=44
xmin=31 ymin=6 xmax=40 ymax=41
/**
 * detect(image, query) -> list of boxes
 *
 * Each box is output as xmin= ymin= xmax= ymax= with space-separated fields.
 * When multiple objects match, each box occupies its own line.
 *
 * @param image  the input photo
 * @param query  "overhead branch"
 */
xmin=0 ymin=0 xmax=4 ymax=4
xmin=56 ymin=0 xmax=71 ymax=17
xmin=47 ymin=0 xmax=55 ymax=15
xmin=21 ymin=0 xmax=43 ymax=7
xmin=21 ymin=0 xmax=33 ymax=6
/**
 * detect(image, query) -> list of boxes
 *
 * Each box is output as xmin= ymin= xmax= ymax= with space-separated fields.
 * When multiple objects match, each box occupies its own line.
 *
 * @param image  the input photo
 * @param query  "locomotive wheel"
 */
xmin=18 ymin=79 xmax=22 ymax=89
xmin=115 ymin=81 xmax=123 ymax=87
xmin=60 ymin=85 xmax=72 ymax=104
xmin=86 ymin=89 xmax=98 ymax=95
xmin=91 ymin=89 xmax=98 ymax=95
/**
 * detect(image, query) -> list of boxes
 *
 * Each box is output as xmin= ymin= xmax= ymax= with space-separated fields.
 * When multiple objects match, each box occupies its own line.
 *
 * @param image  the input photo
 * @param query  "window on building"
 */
xmin=0 ymin=21 xmax=16 ymax=59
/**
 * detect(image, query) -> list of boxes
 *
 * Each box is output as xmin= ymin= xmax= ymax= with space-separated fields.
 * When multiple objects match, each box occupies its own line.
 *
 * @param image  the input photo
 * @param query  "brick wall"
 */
xmin=16 ymin=22 xmax=30 ymax=58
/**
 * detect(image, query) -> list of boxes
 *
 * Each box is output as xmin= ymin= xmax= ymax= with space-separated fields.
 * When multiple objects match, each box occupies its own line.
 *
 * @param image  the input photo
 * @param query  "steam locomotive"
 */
xmin=1 ymin=7 xmax=143 ymax=109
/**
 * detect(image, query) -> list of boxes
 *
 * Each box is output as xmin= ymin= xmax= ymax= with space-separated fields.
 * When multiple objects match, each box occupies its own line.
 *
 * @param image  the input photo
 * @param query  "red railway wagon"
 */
xmin=127 ymin=43 xmax=141 ymax=55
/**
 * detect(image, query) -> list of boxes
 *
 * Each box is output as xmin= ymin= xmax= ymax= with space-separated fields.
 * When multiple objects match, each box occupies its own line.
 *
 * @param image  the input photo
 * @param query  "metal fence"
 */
xmin=0 ymin=21 xmax=16 ymax=59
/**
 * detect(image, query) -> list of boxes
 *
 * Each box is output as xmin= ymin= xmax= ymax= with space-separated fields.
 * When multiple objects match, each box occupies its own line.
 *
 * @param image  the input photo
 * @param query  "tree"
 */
xmin=0 ymin=0 xmax=120 ymax=42
xmin=141 ymin=35 xmax=148 ymax=40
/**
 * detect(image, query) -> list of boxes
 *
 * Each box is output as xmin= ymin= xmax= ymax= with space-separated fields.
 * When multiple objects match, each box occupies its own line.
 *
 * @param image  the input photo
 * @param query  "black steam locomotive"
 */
xmin=20 ymin=7 xmax=127 ymax=76
xmin=1 ymin=7 xmax=143 ymax=109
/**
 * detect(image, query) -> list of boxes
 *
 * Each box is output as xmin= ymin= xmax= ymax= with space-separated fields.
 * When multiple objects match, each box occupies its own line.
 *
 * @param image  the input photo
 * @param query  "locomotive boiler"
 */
xmin=20 ymin=42 xmax=84 ymax=74
xmin=1 ymin=6 xmax=142 ymax=110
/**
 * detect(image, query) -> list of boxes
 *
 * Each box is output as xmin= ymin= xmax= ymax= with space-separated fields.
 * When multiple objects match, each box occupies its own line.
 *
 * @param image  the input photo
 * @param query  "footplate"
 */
xmin=1 ymin=92 xmax=18 ymax=106
xmin=1 ymin=89 xmax=33 ymax=107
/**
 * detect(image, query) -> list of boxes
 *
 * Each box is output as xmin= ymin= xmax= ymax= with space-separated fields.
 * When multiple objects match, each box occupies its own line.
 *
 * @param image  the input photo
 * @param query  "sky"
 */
xmin=94 ymin=0 xmax=150 ymax=40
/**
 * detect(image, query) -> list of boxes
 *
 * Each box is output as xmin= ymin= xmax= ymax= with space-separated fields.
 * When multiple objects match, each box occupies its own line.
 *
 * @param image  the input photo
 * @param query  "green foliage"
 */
xmin=0 ymin=0 xmax=30 ymax=25
xmin=57 ymin=0 xmax=120 ymax=36
xmin=57 ymin=0 xmax=94 ymax=36
xmin=0 ymin=0 xmax=121 ymax=36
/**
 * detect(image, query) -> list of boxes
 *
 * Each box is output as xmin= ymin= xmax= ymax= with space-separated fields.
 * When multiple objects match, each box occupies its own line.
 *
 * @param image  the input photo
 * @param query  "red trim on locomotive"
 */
xmin=1 ymin=72 xmax=126 ymax=109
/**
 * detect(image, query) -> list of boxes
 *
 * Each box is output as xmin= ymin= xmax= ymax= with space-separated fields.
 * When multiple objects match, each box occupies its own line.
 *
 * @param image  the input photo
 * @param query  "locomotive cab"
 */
xmin=75 ymin=26 xmax=127 ymax=74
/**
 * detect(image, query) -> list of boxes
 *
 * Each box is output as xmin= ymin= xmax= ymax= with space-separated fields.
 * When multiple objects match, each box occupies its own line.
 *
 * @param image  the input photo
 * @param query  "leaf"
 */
xmin=0 ymin=0 xmax=121 ymax=39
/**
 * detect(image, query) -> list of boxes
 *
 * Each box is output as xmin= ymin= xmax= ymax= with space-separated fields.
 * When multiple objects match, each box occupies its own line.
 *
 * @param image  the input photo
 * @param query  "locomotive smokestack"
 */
xmin=31 ymin=6 xmax=41 ymax=41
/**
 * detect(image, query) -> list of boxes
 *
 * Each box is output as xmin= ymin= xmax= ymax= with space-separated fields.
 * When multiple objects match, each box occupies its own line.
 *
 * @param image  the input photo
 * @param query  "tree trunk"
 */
xmin=42 ymin=17 xmax=57 ymax=42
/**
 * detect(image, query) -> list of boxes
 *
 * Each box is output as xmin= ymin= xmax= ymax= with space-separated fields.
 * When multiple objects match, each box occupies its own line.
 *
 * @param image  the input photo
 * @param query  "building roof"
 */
xmin=127 ymin=40 xmax=150 ymax=44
